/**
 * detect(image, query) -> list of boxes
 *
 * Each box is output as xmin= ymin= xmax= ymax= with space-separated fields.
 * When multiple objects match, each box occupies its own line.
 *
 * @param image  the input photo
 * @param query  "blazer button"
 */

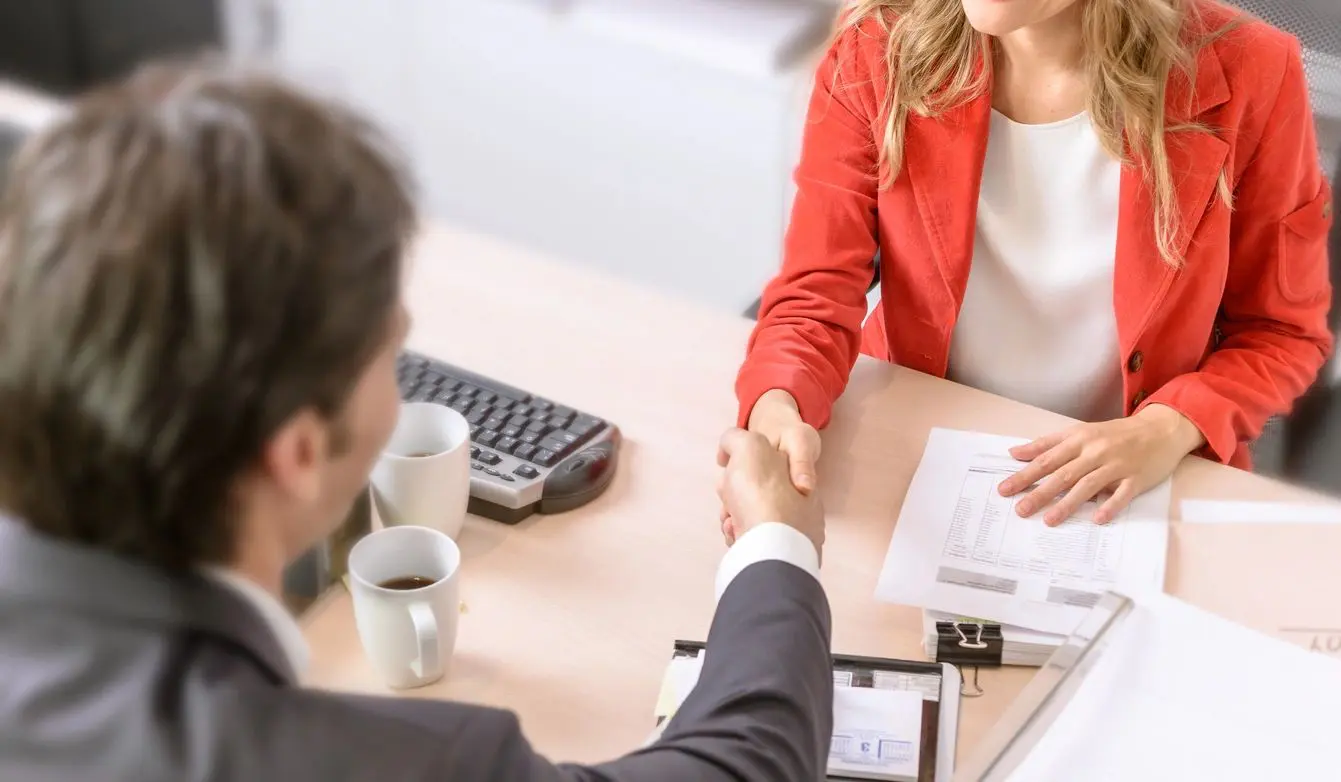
xmin=1132 ymin=389 xmax=1149 ymax=408
xmin=1127 ymin=351 xmax=1144 ymax=373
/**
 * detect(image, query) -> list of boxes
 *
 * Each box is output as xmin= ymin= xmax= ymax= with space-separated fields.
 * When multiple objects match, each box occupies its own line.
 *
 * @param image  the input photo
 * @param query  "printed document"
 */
xmin=875 ymin=429 xmax=1170 ymax=635
xmin=828 ymin=687 xmax=922 ymax=781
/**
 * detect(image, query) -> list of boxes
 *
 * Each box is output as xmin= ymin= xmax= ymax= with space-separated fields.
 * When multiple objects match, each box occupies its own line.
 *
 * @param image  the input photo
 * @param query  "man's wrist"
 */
xmin=715 ymin=522 xmax=821 ymax=602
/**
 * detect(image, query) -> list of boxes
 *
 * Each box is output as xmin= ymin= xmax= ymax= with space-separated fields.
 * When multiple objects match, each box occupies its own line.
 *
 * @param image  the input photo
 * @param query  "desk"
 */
xmin=301 ymin=222 xmax=1326 ymax=766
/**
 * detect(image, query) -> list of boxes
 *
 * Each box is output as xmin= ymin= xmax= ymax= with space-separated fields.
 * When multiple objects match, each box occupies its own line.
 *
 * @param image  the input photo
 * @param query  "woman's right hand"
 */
xmin=746 ymin=389 xmax=822 ymax=495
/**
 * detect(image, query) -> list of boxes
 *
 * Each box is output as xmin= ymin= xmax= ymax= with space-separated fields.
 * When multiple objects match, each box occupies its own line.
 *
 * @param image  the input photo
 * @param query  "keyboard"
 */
xmin=396 ymin=351 xmax=621 ymax=523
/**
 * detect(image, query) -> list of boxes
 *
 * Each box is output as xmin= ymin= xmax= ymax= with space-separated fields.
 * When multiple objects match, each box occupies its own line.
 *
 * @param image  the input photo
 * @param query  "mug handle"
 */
xmin=407 ymin=602 xmax=440 ymax=680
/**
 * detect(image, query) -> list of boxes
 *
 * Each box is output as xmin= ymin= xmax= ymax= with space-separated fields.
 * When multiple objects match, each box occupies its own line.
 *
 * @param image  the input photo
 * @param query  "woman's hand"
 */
xmin=997 ymin=404 xmax=1204 ymax=526
xmin=721 ymin=390 xmax=821 ymax=544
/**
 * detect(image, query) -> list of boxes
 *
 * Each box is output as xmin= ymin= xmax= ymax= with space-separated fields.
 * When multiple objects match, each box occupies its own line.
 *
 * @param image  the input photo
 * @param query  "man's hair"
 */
xmin=0 ymin=61 xmax=415 ymax=570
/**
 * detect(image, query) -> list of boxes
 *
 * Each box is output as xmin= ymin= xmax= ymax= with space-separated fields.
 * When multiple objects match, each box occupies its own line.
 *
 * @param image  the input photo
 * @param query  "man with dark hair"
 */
xmin=0 ymin=64 xmax=833 ymax=781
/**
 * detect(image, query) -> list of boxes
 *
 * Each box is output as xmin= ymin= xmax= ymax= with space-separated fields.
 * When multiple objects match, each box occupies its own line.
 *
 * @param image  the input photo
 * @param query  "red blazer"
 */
xmin=737 ymin=3 xmax=1334 ymax=469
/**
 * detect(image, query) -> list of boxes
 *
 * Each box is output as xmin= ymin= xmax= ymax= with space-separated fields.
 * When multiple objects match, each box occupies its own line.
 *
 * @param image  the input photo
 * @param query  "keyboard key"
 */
xmin=449 ymin=399 xmax=472 ymax=414
xmin=458 ymin=386 xmax=479 ymax=398
xmin=573 ymin=414 xmax=603 ymax=430
xmin=513 ymin=405 xmax=534 ymax=418
xmin=496 ymin=436 xmax=520 ymax=454
xmin=507 ymin=413 xmax=530 ymax=428
xmin=514 ymin=464 xmax=540 ymax=479
xmin=539 ymin=437 xmax=572 ymax=455
xmin=531 ymin=399 xmax=554 ymax=412
xmin=494 ymin=399 xmax=516 ymax=413
xmin=533 ymin=448 xmax=558 ymax=467
xmin=471 ymin=462 xmax=484 ymax=471
xmin=410 ymin=387 xmax=435 ymax=402
xmin=483 ymin=417 xmax=507 ymax=431
xmin=477 ymin=431 xmax=500 ymax=448
xmin=500 ymin=473 xmax=515 ymax=482
xmin=525 ymin=420 xmax=549 ymax=434
xmin=546 ymin=413 xmax=572 ymax=428
xmin=520 ymin=431 xmax=544 ymax=445
xmin=478 ymin=451 xmax=501 ymax=466
xmin=553 ymin=405 xmax=575 ymax=419
xmin=502 ymin=424 xmax=523 ymax=439
xmin=470 ymin=446 xmax=480 ymax=459
xmin=466 ymin=410 xmax=487 ymax=425
xmin=469 ymin=425 xmax=482 ymax=439
xmin=483 ymin=467 xmax=501 ymax=477
xmin=513 ymin=444 xmax=538 ymax=461
xmin=433 ymin=390 xmax=457 ymax=405
xmin=551 ymin=430 xmax=581 ymax=445
xmin=476 ymin=391 xmax=498 ymax=405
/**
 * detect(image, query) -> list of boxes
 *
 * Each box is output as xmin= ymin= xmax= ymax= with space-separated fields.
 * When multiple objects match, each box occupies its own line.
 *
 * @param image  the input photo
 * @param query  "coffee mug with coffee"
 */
xmin=371 ymin=401 xmax=471 ymax=538
xmin=348 ymin=524 xmax=461 ymax=689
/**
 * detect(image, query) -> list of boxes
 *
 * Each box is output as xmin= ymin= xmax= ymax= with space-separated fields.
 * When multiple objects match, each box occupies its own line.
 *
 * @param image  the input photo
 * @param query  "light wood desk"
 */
xmin=301 ymin=222 xmax=1325 ymax=766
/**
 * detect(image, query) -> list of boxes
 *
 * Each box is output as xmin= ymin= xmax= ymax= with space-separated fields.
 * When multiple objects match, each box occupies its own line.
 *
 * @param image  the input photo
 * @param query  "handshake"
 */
xmin=716 ymin=428 xmax=825 ymax=557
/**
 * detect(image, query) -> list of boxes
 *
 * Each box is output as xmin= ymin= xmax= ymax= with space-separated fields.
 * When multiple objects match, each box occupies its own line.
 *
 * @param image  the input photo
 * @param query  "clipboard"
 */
xmin=950 ymin=592 xmax=1135 ymax=782
xmin=657 ymin=640 xmax=963 ymax=781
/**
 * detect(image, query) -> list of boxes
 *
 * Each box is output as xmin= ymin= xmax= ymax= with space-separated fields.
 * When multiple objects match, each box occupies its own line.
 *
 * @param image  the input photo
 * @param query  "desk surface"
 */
xmin=300 ymin=221 xmax=1327 ymax=766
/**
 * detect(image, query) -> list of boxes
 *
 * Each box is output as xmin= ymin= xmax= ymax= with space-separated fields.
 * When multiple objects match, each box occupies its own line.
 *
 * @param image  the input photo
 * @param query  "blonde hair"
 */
xmin=843 ymin=0 xmax=1239 ymax=266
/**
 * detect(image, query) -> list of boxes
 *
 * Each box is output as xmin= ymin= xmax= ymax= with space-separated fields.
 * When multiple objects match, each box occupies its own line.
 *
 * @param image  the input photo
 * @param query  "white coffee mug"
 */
xmin=348 ymin=525 xmax=461 ymax=689
xmin=371 ymin=401 xmax=471 ymax=538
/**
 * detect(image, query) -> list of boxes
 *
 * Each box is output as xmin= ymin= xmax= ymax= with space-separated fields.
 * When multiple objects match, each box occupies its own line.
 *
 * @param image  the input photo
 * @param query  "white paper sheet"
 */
xmin=828 ymin=687 xmax=922 ymax=781
xmin=1180 ymin=499 xmax=1341 ymax=525
xmin=1001 ymin=592 xmax=1341 ymax=782
xmin=876 ymin=429 xmax=1171 ymax=635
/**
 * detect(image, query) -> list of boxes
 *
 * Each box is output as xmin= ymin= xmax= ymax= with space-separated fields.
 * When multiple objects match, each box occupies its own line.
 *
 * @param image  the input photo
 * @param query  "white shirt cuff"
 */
xmin=714 ymin=522 xmax=821 ymax=603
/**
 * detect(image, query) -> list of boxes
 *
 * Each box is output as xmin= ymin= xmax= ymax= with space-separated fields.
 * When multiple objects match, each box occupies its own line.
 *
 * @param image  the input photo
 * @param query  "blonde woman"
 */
xmin=734 ymin=0 xmax=1334 ymax=530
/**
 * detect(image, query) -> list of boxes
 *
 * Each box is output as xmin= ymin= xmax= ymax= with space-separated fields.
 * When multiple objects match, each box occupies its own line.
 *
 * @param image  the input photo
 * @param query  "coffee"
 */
xmin=378 ymin=575 xmax=438 ymax=591
xmin=405 ymin=451 xmax=440 ymax=458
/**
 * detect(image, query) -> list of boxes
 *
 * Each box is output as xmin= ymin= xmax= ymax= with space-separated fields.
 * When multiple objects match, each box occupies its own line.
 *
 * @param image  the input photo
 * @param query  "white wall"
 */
xmin=266 ymin=0 xmax=831 ymax=315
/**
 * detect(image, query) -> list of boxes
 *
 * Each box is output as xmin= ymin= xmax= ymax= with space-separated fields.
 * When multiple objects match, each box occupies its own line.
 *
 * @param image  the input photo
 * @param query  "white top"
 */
xmin=948 ymin=110 xmax=1124 ymax=422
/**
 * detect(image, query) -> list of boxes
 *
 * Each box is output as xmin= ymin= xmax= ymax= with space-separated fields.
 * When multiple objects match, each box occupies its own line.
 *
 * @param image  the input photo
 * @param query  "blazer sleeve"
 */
xmin=734 ymin=25 xmax=881 ymax=430
xmin=1143 ymin=39 xmax=1335 ymax=462
xmin=478 ymin=561 xmax=834 ymax=782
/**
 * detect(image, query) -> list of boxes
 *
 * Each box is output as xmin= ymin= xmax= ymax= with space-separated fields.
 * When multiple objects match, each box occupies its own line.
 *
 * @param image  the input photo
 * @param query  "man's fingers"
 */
xmin=1094 ymin=480 xmax=1136 ymax=525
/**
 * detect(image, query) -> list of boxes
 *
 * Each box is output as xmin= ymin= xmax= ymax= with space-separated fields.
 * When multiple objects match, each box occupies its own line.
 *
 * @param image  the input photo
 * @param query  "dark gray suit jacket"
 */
xmin=0 ymin=519 xmax=833 ymax=781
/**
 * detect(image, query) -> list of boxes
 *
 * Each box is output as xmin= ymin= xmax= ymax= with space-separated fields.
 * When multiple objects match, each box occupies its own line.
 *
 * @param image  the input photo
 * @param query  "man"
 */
xmin=0 ymin=63 xmax=833 ymax=780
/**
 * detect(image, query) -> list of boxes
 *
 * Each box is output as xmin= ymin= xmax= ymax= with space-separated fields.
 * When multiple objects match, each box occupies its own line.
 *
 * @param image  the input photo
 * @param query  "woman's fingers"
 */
xmin=1043 ymin=467 xmax=1119 ymax=526
xmin=1094 ymin=480 xmax=1137 ymax=525
xmin=1008 ymin=430 xmax=1067 ymax=465
xmin=778 ymin=425 xmax=821 ymax=494
xmin=1001 ymin=436 xmax=1082 ymax=499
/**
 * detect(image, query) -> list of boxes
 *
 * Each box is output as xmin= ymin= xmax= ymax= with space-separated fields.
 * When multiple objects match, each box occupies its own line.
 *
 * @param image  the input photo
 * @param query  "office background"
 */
xmin=0 ymin=0 xmax=1335 ymax=492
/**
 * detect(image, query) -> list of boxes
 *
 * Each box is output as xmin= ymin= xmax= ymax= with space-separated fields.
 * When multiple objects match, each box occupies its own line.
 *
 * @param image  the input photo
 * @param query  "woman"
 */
xmin=734 ymin=0 xmax=1334 ymax=528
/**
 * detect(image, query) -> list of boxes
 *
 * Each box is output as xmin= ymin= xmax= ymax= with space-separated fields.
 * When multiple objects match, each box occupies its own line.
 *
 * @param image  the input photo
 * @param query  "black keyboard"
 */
xmin=396 ymin=351 xmax=621 ymax=523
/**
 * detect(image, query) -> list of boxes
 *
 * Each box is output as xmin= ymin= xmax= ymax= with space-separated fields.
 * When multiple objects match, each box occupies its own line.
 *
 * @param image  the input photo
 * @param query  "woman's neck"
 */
xmin=991 ymin=3 xmax=1088 ymax=124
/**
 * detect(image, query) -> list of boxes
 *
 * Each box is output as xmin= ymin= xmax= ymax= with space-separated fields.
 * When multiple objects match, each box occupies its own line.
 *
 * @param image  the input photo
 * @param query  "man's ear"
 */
xmin=257 ymin=409 xmax=329 ymax=504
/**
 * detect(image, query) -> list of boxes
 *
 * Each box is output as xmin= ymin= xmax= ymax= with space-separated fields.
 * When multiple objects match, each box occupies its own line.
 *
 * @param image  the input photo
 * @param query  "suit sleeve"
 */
xmin=477 ymin=561 xmax=834 ymax=782
xmin=735 ymin=25 xmax=881 ymax=430
xmin=1143 ymin=39 xmax=1335 ymax=462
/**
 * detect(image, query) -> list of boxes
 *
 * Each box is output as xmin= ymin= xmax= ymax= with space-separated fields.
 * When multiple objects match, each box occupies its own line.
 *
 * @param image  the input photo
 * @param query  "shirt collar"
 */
xmin=201 ymin=567 xmax=310 ymax=680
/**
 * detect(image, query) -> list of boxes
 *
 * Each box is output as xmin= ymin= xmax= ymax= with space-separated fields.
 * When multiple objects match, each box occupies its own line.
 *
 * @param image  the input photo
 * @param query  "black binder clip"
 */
xmin=936 ymin=621 xmax=1004 ymax=698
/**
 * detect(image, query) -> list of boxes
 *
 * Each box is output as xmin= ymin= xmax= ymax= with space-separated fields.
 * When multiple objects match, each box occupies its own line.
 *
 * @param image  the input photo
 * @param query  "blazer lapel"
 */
xmin=1115 ymin=44 xmax=1232 ymax=354
xmin=904 ymin=87 xmax=993 ymax=310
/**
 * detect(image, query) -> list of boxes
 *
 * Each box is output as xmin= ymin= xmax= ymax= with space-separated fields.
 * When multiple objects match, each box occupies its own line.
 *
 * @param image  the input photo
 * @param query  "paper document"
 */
xmin=829 ymin=687 xmax=922 ymax=781
xmin=998 ymin=592 xmax=1341 ymax=782
xmin=1180 ymin=499 xmax=1341 ymax=525
xmin=876 ymin=429 xmax=1170 ymax=635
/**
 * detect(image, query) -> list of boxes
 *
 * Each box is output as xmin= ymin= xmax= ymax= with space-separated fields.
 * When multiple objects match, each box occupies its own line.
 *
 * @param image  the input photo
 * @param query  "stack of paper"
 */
xmin=921 ymin=610 xmax=1066 ymax=667
xmin=878 ymin=429 xmax=1172 ymax=662
xmin=985 ymin=591 xmax=1341 ymax=781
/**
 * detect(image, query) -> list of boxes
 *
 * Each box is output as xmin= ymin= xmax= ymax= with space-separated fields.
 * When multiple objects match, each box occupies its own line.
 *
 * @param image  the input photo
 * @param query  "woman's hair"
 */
xmin=843 ymin=0 xmax=1241 ymax=266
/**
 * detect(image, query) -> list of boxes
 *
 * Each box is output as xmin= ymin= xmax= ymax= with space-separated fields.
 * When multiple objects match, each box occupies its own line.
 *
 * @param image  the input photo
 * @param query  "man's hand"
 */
xmin=717 ymin=428 xmax=824 ymax=555
xmin=998 ymin=404 xmax=1204 ymax=526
